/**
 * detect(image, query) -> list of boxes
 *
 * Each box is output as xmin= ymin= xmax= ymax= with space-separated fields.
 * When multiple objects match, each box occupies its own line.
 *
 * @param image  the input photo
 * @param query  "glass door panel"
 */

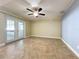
xmin=18 ymin=21 xmax=24 ymax=39
xmin=6 ymin=20 xmax=15 ymax=42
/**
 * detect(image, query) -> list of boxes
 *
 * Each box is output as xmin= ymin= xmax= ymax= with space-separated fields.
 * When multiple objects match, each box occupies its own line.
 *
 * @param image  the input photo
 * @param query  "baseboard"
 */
xmin=30 ymin=35 xmax=61 ymax=39
xmin=61 ymin=39 xmax=79 ymax=58
xmin=0 ymin=43 xmax=5 ymax=47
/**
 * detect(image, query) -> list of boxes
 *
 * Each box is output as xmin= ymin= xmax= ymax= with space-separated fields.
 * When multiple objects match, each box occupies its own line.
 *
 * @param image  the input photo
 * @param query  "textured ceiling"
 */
xmin=0 ymin=0 xmax=75 ymax=20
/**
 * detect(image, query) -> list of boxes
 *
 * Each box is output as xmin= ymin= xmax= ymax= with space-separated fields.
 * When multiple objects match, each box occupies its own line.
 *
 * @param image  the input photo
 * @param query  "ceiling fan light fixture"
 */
xmin=33 ymin=11 xmax=38 ymax=17
xmin=26 ymin=7 xmax=45 ymax=17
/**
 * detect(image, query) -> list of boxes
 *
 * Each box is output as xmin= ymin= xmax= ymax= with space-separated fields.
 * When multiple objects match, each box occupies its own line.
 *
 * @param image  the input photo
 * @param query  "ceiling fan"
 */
xmin=26 ymin=7 xmax=45 ymax=17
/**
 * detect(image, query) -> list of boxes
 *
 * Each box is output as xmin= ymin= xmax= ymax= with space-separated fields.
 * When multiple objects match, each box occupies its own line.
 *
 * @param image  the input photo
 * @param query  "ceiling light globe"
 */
xmin=33 ymin=11 xmax=38 ymax=17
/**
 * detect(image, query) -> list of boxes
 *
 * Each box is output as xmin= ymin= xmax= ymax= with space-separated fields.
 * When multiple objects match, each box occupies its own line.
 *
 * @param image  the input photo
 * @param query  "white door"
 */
xmin=6 ymin=19 xmax=15 ymax=42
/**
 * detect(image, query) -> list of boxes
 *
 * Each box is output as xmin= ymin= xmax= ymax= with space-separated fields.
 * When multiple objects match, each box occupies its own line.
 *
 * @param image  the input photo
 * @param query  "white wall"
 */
xmin=26 ymin=20 xmax=31 ymax=37
xmin=31 ymin=19 xmax=61 ymax=39
xmin=62 ymin=0 xmax=79 ymax=56
xmin=0 ymin=13 xmax=6 ymax=44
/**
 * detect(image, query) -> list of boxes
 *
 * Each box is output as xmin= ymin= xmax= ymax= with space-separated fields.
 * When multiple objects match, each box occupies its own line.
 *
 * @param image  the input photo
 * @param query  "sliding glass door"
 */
xmin=6 ymin=16 xmax=25 ymax=43
xmin=6 ymin=19 xmax=15 ymax=42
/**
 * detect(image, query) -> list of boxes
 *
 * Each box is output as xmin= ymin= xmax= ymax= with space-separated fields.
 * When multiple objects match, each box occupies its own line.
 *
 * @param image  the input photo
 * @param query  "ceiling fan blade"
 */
xmin=39 ymin=13 xmax=45 ymax=16
xmin=38 ymin=8 xmax=42 ymax=12
xmin=28 ymin=13 xmax=33 ymax=15
xmin=27 ymin=8 xmax=33 ymax=12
